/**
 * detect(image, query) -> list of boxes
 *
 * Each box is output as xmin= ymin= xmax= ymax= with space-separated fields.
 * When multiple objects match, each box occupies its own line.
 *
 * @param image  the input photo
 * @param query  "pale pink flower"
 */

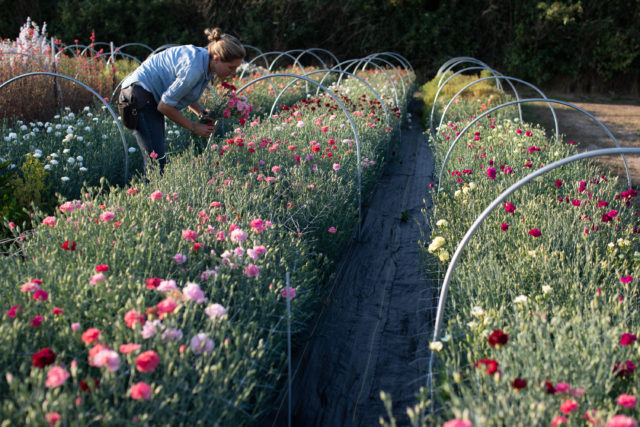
xmin=328 ymin=227 xmax=337 ymax=234
xmin=89 ymin=273 xmax=105 ymax=285
xmin=250 ymin=218 xmax=265 ymax=233
xmin=200 ymin=269 xmax=217 ymax=281
xmin=247 ymin=248 xmax=259 ymax=261
xmin=150 ymin=190 xmax=163 ymax=201
xmin=45 ymin=366 xmax=70 ymax=388
xmin=141 ymin=319 xmax=162 ymax=339
xmin=190 ymin=333 xmax=214 ymax=354
xmin=271 ymin=166 xmax=281 ymax=173
xmin=92 ymin=349 xmax=120 ymax=372
xmin=173 ymin=253 xmax=187 ymax=264
xmin=244 ymin=264 xmax=260 ymax=278
xmin=205 ymin=303 xmax=227 ymax=320
xmin=157 ymin=280 xmax=178 ymax=291
xmin=20 ymin=279 xmax=41 ymax=293
xmin=607 ymin=415 xmax=638 ymax=427
xmin=71 ymin=322 xmax=80 ymax=331
xmin=442 ymin=420 xmax=472 ymax=427
xmin=282 ymin=287 xmax=296 ymax=299
xmin=183 ymin=283 xmax=207 ymax=304
xmin=182 ymin=229 xmax=198 ymax=242
xmin=130 ymin=382 xmax=152 ymax=400
xmin=230 ymin=228 xmax=247 ymax=243
xmin=99 ymin=211 xmax=115 ymax=222
xmin=618 ymin=394 xmax=637 ymax=408
xmin=59 ymin=201 xmax=79 ymax=213
xmin=234 ymin=247 xmax=245 ymax=257
xmin=42 ymin=216 xmax=56 ymax=227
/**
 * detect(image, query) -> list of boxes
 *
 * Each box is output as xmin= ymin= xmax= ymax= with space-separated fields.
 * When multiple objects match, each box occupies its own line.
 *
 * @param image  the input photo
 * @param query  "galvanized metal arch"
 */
xmin=436 ymin=75 xmax=557 ymax=140
xmin=292 ymin=49 xmax=329 ymax=69
xmin=104 ymin=51 xmax=142 ymax=65
xmin=243 ymin=44 xmax=264 ymax=58
xmin=80 ymin=42 xmax=111 ymax=57
xmin=437 ymin=57 xmax=504 ymax=92
xmin=427 ymin=146 xmax=640 ymax=395
xmin=430 ymin=67 xmax=521 ymax=134
xmin=0 ymin=72 xmax=130 ymax=182
xmin=302 ymin=48 xmax=340 ymax=68
xmin=436 ymin=56 xmax=492 ymax=80
xmin=358 ymin=55 xmax=406 ymax=97
xmin=374 ymin=51 xmax=414 ymax=73
xmin=267 ymin=52 xmax=306 ymax=74
xmin=362 ymin=52 xmax=413 ymax=87
xmin=339 ymin=58 xmax=400 ymax=107
xmin=117 ymin=42 xmax=155 ymax=54
xmin=437 ymin=98 xmax=632 ymax=190
xmin=269 ymin=69 xmax=390 ymax=127
xmin=236 ymin=73 xmax=365 ymax=236
xmin=151 ymin=44 xmax=179 ymax=56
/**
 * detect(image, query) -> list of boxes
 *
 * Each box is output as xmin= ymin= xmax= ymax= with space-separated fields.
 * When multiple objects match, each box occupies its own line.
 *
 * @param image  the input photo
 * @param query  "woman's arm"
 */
xmin=187 ymin=101 xmax=206 ymax=117
xmin=157 ymin=101 xmax=215 ymax=138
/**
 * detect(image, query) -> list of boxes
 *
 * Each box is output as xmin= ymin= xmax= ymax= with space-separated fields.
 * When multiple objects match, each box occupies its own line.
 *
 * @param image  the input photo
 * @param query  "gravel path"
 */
xmin=274 ymin=101 xmax=436 ymax=426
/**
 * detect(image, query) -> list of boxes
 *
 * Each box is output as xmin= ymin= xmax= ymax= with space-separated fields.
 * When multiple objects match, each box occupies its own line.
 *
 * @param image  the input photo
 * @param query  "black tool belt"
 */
xmin=117 ymin=84 xmax=156 ymax=130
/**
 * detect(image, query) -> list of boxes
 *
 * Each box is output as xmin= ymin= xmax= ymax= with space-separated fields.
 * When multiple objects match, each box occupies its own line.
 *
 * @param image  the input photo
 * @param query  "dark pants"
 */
xmin=131 ymin=85 xmax=166 ymax=173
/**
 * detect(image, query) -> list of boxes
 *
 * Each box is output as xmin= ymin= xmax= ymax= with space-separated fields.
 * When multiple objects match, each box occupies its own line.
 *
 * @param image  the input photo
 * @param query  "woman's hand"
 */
xmin=192 ymin=121 xmax=216 ymax=138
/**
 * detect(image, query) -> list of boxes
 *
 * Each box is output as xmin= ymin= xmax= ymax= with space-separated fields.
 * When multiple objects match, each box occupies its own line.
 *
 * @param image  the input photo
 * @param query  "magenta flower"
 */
xmin=328 ymin=226 xmax=337 ymax=233
xmin=620 ymin=333 xmax=637 ymax=346
xmin=555 ymin=180 xmax=563 ymax=187
xmin=486 ymin=167 xmax=496 ymax=180
xmin=6 ymin=305 xmax=21 ymax=318
xmin=250 ymin=218 xmax=265 ymax=233
xmin=621 ymin=276 xmax=634 ymax=284
xmin=606 ymin=415 xmax=638 ymax=427
xmin=578 ymin=180 xmax=587 ymax=193
xmin=33 ymin=289 xmax=49 ymax=301
xmin=560 ymin=399 xmax=579 ymax=414
xmin=501 ymin=223 xmax=509 ymax=231
xmin=529 ymin=228 xmax=542 ymax=237
xmin=244 ymin=264 xmax=260 ymax=278
xmin=442 ymin=420 xmax=472 ymax=427
xmin=282 ymin=287 xmax=297 ymax=300
xmin=617 ymin=394 xmax=637 ymax=408
xmin=504 ymin=202 xmax=515 ymax=213
xmin=551 ymin=416 xmax=568 ymax=427
xmin=173 ymin=253 xmax=187 ymax=264
xmin=30 ymin=315 xmax=44 ymax=327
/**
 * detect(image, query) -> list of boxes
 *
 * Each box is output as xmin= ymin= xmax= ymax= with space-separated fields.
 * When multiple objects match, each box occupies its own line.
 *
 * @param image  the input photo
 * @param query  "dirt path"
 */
xmin=274 ymin=101 xmax=435 ymax=426
xmin=521 ymin=93 xmax=640 ymax=185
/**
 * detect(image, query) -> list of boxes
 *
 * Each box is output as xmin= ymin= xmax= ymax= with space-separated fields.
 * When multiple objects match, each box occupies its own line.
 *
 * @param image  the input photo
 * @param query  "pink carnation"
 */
xmin=42 ymin=216 xmax=56 ymax=227
xmin=150 ymin=191 xmax=163 ymax=201
xmin=182 ymin=229 xmax=198 ymax=242
xmin=183 ymin=283 xmax=207 ymax=304
xmin=205 ymin=303 xmax=227 ymax=320
xmin=617 ymin=394 xmax=637 ymax=408
xmin=244 ymin=264 xmax=260 ymax=278
xmin=45 ymin=366 xmax=70 ymax=388
xmin=99 ymin=211 xmax=115 ymax=222
xmin=282 ymin=287 xmax=296 ymax=299
xmin=130 ymin=382 xmax=152 ymax=400
xmin=442 ymin=420 xmax=472 ymax=427
xmin=173 ymin=253 xmax=187 ymax=264
xmin=560 ymin=399 xmax=579 ymax=414
xmin=607 ymin=415 xmax=638 ymax=427
xmin=190 ymin=333 xmax=214 ymax=354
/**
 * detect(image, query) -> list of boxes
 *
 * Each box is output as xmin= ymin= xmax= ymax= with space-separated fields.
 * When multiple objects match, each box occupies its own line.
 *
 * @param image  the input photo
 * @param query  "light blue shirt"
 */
xmin=121 ymin=45 xmax=214 ymax=110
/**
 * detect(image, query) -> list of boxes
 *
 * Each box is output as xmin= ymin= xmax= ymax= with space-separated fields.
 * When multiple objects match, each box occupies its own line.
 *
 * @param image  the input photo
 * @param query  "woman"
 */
xmin=119 ymin=28 xmax=245 ymax=171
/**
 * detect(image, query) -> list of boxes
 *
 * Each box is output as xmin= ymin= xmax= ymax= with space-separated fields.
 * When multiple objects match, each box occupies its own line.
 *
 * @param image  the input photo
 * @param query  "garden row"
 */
xmin=417 ymin=71 xmax=640 ymax=426
xmin=0 ymin=65 xmax=412 ymax=425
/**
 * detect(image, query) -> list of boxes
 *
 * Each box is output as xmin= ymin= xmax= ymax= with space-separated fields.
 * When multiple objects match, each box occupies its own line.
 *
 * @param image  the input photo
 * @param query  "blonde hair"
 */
xmin=204 ymin=27 xmax=245 ymax=62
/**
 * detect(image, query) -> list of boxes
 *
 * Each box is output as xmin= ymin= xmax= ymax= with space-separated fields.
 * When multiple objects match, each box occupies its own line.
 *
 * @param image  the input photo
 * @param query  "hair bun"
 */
xmin=205 ymin=27 xmax=223 ymax=42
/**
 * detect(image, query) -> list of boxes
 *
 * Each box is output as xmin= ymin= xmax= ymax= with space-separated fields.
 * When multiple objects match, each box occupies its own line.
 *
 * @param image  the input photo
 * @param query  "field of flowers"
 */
xmin=0 ymin=51 xmax=411 ymax=425
xmin=421 ymin=75 xmax=640 ymax=426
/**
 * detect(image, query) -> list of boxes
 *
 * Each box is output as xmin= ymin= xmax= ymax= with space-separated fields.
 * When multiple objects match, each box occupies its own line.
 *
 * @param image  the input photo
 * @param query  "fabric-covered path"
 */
xmin=275 ymin=100 xmax=436 ymax=426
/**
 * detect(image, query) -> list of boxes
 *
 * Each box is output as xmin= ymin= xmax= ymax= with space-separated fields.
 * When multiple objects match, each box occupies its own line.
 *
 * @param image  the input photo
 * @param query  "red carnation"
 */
xmin=488 ymin=329 xmax=509 ymax=347
xmin=620 ymin=333 xmax=637 ymax=346
xmin=512 ymin=377 xmax=527 ymax=390
xmin=32 ymin=347 xmax=56 ymax=368
xmin=474 ymin=358 xmax=499 ymax=375
xmin=145 ymin=277 xmax=162 ymax=289
xmin=528 ymin=228 xmax=542 ymax=237
xmin=95 ymin=265 xmax=109 ymax=272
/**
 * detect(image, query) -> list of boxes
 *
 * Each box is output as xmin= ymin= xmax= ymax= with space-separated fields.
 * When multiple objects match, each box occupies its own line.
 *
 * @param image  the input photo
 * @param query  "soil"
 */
xmin=520 ymin=92 xmax=640 ymax=186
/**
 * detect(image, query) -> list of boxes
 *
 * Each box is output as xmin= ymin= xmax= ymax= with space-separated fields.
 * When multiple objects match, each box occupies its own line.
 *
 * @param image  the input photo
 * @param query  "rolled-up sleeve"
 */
xmin=161 ymin=54 xmax=201 ymax=107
